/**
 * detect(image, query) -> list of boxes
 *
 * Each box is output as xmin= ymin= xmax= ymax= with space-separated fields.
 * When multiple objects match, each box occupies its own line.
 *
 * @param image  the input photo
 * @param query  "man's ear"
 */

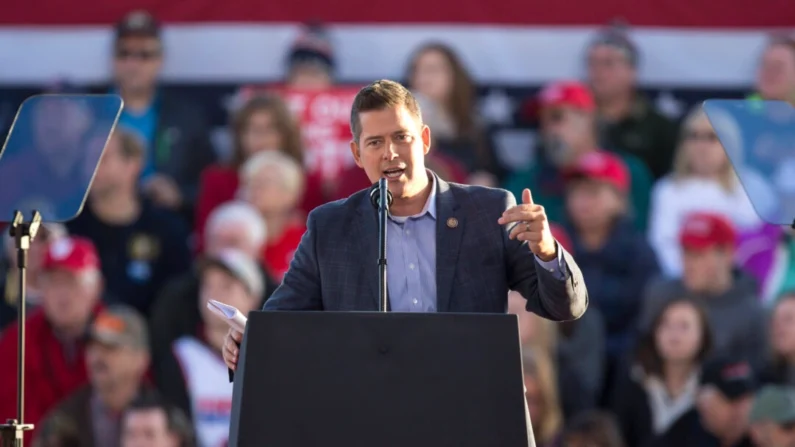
xmin=421 ymin=125 xmax=432 ymax=156
xmin=350 ymin=140 xmax=364 ymax=168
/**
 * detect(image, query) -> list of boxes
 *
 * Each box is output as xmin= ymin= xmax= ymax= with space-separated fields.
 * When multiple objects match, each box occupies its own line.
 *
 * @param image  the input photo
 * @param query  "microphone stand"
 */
xmin=377 ymin=178 xmax=389 ymax=312
xmin=0 ymin=210 xmax=41 ymax=447
xmin=371 ymin=178 xmax=392 ymax=312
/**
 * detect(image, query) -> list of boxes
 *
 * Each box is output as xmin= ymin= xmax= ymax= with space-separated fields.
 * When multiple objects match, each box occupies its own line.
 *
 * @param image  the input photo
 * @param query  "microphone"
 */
xmin=371 ymin=178 xmax=391 ymax=312
xmin=369 ymin=179 xmax=393 ymax=209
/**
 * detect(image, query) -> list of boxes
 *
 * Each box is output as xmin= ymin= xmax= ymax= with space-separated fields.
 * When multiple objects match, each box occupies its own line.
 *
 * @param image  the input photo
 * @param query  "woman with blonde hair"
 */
xmin=647 ymin=104 xmax=773 ymax=277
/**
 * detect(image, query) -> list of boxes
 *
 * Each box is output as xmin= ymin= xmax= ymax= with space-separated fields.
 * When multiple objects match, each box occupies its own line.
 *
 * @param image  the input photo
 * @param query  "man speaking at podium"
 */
xmin=223 ymin=79 xmax=587 ymax=365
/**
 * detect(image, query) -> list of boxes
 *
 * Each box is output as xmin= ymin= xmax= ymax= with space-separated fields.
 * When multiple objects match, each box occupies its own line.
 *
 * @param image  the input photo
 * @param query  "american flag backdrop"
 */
xmin=1 ymin=0 xmax=794 ymax=87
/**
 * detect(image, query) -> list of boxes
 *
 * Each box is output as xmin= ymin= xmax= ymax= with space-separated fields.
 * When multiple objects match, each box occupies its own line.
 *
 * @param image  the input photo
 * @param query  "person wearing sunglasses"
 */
xmin=647 ymin=104 xmax=774 ymax=280
xmin=98 ymin=10 xmax=216 ymax=222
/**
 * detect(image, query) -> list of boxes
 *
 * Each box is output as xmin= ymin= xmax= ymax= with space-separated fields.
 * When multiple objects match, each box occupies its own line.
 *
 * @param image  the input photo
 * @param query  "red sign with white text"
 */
xmin=279 ymin=87 xmax=360 ymax=182
xmin=239 ymin=86 xmax=361 ymax=182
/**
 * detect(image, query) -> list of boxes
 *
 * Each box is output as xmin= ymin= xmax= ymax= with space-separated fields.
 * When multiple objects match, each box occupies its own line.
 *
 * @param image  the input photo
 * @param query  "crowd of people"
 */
xmin=2 ymin=8 xmax=795 ymax=447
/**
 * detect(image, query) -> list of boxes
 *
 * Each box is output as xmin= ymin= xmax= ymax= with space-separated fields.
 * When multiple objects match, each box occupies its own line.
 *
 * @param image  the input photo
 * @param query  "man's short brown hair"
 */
xmin=349 ymin=79 xmax=422 ymax=143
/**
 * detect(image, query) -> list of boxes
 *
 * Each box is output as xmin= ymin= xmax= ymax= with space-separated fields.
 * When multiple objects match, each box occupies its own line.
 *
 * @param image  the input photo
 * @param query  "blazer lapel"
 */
xmin=434 ymin=176 xmax=463 ymax=312
xmin=354 ymin=193 xmax=380 ymax=311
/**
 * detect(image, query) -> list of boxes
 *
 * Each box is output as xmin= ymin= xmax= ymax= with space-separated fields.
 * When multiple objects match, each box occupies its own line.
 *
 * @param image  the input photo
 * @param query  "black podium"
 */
xmin=229 ymin=311 xmax=531 ymax=447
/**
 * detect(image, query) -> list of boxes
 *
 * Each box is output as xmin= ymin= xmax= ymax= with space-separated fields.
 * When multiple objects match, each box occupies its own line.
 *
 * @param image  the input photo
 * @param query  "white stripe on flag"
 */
xmin=0 ymin=24 xmax=772 ymax=87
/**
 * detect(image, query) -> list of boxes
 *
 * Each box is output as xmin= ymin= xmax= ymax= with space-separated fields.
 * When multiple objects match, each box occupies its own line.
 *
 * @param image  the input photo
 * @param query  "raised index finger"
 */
xmin=523 ymin=188 xmax=534 ymax=205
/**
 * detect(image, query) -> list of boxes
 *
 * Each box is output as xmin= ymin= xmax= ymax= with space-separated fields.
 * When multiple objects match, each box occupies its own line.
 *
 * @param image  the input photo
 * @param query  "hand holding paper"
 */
xmin=206 ymin=299 xmax=248 ymax=333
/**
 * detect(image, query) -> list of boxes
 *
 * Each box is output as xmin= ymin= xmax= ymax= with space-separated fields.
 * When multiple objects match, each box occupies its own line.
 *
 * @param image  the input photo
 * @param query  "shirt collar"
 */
xmin=421 ymin=171 xmax=437 ymax=219
xmin=388 ymin=170 xmax=437 ymax=221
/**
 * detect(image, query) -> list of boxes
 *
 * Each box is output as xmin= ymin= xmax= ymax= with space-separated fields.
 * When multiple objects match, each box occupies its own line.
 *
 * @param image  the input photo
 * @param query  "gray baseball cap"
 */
xmin=749 ymin=385 xmax=795 ymax=425
xmin=200 ymin=248 xmax=264 ymax=298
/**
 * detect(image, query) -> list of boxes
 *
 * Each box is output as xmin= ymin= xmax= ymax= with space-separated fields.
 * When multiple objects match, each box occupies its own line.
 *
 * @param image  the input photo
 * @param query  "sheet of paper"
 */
xmin=206 ymin=299 xmax=247 ymax=333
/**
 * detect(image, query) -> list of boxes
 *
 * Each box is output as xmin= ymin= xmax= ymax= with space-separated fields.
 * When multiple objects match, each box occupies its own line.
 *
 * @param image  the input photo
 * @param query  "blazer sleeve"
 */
xmin=502 ymin=190 xmax=588 ymax=321
xmin=262 ymin=210 xmax=323 ymax=311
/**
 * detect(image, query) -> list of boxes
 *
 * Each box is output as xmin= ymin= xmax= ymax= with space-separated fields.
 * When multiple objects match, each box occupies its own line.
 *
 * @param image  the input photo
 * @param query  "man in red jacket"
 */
xmin=0 ymin=236 xmax=104 ymax=440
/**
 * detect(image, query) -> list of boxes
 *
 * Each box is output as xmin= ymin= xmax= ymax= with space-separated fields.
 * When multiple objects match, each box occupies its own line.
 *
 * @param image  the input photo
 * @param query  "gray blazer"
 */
xmin=264 ymin=174 xmax=588 ymax=319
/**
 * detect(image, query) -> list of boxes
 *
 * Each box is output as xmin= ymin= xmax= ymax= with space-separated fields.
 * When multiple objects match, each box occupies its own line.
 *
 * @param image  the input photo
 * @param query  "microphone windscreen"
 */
xmin=369 ymin=181 xmax=393 ymax=209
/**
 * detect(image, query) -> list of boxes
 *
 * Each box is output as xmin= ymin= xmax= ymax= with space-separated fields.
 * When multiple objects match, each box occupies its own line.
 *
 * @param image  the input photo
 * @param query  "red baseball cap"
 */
xmin=679 ymin=212 xmax=736 ymax=250
xmin=564 ymin=151 xmax=630 ymax=193
xmin=538 ymin=80 xmax=595 ymax=112
xmin=43 ymin=236 xmax=100 ymax=273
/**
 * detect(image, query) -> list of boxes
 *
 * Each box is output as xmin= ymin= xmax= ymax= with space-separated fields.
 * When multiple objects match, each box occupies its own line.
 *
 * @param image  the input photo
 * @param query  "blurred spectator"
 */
xmin=641 ymin=212 xmax=768 ymax=369
xmin=201 ymin=202 xmax=269 ymax=262
xmin=194 ymin=94 xmax=322 ymax=250
xmin=509 ymin=291 xmax=558 ymax=350
xmin=561 ymin=410 xmax=625 ymax=447
xmin=549 ymin=223 xmax=573 ymax=253
xmin=156 ymin=249 xmax=263 ymax=446
xmin=405 ymin=42 xmax=501 ymax=184
xmin=612 ymin=298 xmax=712 ymax=447
xmin=149 ymin=202 xmax=275 ymax=393
xmin=748 ymin=385 xmax=795 ymax=447
xmin=556 ymin=310 xmax=606 ymax=418
xmin=36 ymin=305 xmax=156 ymax=447
xmin=121 ymin=394 xmax=195 ymax=447
xmin=100 ymin=10 xmax=216 ymax=217
xmin=32 ymin=412 xmax=81 ymax=447
xmin=423 ymin=152 xmax=469 ymax=183
xmin=238 ymin=151 xmax=306 ymax=281
xmin=761 ymin=293 xmax=795 ymax=385
xmin=0 ymin=223 xmax=66 ymax=331
xmin=753 ymin=35 xmax=795 ymax=104
xmin=561 ymin=151 xmax=659 ymax=387
xmin=509 ymin=289 xmax=605 ymax=419
xmin=585 ymin=25 xmax=678 ymax=180
xmin=285 ymin=23 xmax=335 ymax=90
xmin=503 ymin=81 xmax=653 ymax=230
xmin=522 ymin=347 xmax=564 ymax=447
xmin=0 ymin=237 xmax=104 ymax=438
xmin=648 ymin=105 xmax=767 ymax=278
xmin=650 ymin=356 xmax=757 ymax=447
xmin=67 ymin=130 xmax=192 ymax=316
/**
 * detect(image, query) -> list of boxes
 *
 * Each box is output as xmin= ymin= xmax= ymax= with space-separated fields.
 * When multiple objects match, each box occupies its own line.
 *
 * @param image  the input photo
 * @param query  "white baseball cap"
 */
xmin=200 ymin=248 xmax=264 ymax=298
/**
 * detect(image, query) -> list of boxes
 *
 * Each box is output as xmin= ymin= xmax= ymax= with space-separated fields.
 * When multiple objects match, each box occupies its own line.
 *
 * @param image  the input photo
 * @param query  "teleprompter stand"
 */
xmin=0 ymin=93 xmax=123 ymax=447
xmin=228 ymin=311 xmax=533 ymax=447
xmin=0 ymin=211 xmax=41 ymax=447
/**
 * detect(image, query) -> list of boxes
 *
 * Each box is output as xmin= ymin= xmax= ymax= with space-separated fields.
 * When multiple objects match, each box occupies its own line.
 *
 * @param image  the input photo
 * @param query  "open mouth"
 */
xmin=383 ymin=167 xmax=406 ymax=179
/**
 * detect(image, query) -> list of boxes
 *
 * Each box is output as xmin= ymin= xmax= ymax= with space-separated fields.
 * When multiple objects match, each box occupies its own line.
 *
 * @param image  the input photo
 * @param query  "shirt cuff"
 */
xmin=534 ymin=244 xmax=566 ymax=280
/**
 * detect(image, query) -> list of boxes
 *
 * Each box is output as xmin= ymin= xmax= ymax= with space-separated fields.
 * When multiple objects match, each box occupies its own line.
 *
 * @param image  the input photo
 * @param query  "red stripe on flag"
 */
xmin=2 ymin=0 xmax=794 ymax=27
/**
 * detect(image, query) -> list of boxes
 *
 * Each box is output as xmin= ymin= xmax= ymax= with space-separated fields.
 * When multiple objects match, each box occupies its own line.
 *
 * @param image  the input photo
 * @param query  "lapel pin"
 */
xmin=447 ymin=217 xmax=458 ymax=228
